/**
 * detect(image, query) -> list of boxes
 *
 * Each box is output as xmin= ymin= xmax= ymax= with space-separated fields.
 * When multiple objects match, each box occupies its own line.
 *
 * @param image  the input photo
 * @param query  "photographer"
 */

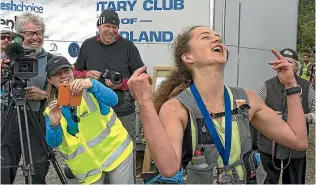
xmin=44 ymin=56 xmax=134 ymax=184
xmin=1 ymin=12 xmax=54 ymax=184
xmin=74 ymin=8 xmax=144 ymax=145
xmin=73 ymin=8 xmax=145 ymax=181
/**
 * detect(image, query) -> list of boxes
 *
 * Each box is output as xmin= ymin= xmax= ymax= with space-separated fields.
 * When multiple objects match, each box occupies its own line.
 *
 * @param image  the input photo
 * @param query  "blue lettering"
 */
xmin=97 ymin=1 xmax=137 ymax=11
xmin=143 ymin=0 xmax=184 ymax=11
xmin=130 ymin=31 xmax=138 ymax=42
xmin=117 ymin=1 xmax=127 ymax=11
xmin=107 ymin=1 xmax=116 ymax=10
xmin=27 ymin=5 xmax=32 ymax=11
xmin=5 ymin=3 xmax=10 ymax=10
xmin=162 ymin=31 xmax=173 ymax=42
xmin=120 ymin=31 xmax=174 ymax=43
xmin=0 ymin=1 xmax=44 ymax=13
xmin=127 ymin=0 xmax=137 ymax=11
xmin=139 ymin=32 xmax=149 ymax=42
xmin=38 ymin=6 xmax=43 ymax=13
xmin=151 ymin=31 xmax=161 ymax=41
xmin=143 ymin=0 xmax=153 ymax=11
xmin=120 ymin=31 xmax=129 ymax=40
xmin=163 ymin=0 xmax=172 ymax=10
xmin=121 ymin=18 xmax=137 ymax=24
xmin=17 ymin=4 xmax=22 ymax=11
xmin=0 ymin=3 xmax=5 ymax=10
xmin=174 ymin=0 xmax=184 ymax=10
xmin=96 ymin=2 xmax=106 ymax=11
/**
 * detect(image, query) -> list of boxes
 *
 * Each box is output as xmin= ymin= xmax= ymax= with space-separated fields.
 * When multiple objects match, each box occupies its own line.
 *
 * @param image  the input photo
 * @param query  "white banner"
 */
xmin=1 ymin=0 xmax=212 ymax=64
xmin=96 ymin=0 xmax=212 ymax=43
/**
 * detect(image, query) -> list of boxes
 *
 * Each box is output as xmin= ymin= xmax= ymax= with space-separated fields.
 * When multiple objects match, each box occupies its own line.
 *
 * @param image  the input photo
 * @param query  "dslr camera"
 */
xmin=101 ymin=69 xmax=123 ymax=85
xmin=5 ymin=43 xmax=38 ymax=79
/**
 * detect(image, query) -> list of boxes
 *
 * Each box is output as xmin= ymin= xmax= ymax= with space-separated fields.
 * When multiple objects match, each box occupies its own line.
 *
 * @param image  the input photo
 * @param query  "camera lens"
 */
xmin=19 ymin=62 xmax=31 ymax=72
xmin=112 ymin=75 xmax=123 ymax=85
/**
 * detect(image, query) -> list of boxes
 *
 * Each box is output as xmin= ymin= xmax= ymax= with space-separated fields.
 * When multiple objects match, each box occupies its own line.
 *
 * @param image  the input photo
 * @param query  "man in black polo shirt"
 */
xmin=74 ymin=8 xmax=144 ymax=181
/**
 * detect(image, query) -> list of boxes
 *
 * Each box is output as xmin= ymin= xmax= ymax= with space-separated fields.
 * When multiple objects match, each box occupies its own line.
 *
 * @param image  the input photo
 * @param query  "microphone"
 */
xmin=5 ymin=42 xmax=25 ymax=61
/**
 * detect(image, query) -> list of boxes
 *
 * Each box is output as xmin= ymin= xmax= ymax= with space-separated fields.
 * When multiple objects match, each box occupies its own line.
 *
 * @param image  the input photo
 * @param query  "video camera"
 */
xmin=4 ymin=34 xmax=38 ymax=79
xmin=101 ymin=69 xmax=123 ymax=85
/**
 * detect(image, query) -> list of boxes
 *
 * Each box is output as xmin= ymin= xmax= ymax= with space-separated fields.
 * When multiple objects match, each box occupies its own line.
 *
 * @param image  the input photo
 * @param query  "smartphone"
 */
xmin=57 ymin=84 xmax=82 ymax=106
xmin=57 ymin=85 xmax=70 ymax=106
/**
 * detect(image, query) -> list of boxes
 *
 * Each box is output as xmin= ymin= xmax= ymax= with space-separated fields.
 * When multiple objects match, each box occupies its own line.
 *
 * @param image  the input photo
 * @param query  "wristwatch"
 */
xmin=283 ymin=85 xmax=302 ymax=96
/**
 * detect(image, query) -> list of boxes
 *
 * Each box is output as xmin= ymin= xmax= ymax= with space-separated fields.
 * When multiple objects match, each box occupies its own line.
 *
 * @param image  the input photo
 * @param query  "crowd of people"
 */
xmin=0 ymin=9 xmax=315 ymax=184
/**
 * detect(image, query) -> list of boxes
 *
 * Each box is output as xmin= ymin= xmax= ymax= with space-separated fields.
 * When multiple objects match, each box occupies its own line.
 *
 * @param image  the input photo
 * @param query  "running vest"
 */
xmin=258 ymin=76 xmax=310 ymax=159
xmin=44 ymin=90 xmax=133 ymax=184
xmin=176 ymin=86 xmax=265 ymax=184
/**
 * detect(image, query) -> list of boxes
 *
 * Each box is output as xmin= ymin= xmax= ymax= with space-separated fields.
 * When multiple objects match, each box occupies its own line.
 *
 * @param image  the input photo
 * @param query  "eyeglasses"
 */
xmin=22 ymin=30 xmax=43 ymax=37
xmin=1 ymin=35 xmax=12 ymax=41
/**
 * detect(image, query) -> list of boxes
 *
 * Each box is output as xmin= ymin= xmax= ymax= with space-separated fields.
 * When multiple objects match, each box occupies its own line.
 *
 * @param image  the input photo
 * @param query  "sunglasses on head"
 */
xmin=70 ymin=106 xmax=80 ymax=123
xmin=1 ymin=35 xmax=12 ymax=41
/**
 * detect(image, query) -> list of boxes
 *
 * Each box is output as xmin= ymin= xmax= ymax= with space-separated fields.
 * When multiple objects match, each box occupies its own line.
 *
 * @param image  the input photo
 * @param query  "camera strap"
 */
xmin=190 ymin=83 xmax=232 ymax=166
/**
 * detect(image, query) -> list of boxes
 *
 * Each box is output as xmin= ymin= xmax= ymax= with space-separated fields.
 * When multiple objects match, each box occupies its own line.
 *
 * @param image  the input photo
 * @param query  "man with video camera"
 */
xmin=1 ymin=12 xmax=54 ymax=184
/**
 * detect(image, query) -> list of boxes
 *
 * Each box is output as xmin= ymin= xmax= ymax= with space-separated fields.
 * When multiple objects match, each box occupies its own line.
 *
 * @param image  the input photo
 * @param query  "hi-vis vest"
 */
xmin=175 ymin=86 xmax=254 ymax=184
xmin=44 ymin=90 xmax=133 ymax=184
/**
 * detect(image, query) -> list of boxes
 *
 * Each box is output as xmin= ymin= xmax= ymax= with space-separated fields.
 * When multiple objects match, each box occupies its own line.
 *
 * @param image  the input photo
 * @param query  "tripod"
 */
xmin=1 ymin=77 xmax=68 ymax=184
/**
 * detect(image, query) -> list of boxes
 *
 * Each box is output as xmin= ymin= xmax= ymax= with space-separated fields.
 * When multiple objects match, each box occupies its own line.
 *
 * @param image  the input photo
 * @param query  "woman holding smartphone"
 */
xmin=44 ymin=56 xmax=134 ymax=184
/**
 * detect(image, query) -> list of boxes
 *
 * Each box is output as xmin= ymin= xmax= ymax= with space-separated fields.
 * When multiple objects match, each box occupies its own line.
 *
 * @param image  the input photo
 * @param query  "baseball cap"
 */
xmin=45 ymin=56 xmax=72 ymax=77
xmin=279 ymin=48 xmax=298 ymax=61
xmin=0 ymin=25 xmax=12 ymax=34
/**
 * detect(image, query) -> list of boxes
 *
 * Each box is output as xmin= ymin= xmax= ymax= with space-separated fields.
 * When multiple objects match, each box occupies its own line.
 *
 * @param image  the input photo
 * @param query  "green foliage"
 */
xmin=297 ymin=0 xmax=315 ymax=54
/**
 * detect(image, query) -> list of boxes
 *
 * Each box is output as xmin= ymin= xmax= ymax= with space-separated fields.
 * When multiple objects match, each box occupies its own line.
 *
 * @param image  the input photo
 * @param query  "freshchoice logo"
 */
xmin=1 ymin=0 xmax=44 ymax=14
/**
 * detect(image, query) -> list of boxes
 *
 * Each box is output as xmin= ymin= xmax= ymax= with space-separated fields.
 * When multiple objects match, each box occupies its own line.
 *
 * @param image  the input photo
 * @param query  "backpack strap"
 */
xmin=228 ymin=86 xmax=252 ymax=156
xmin=175 ymin=89 xmax=199 ymax=154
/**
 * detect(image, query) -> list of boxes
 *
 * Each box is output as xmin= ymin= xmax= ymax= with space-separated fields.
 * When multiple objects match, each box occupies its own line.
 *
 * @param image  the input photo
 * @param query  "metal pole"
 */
xmin=221 ymin=0 xmax=227 ymax=42
xmin=236 ymin=0 xmax=242 ymax=87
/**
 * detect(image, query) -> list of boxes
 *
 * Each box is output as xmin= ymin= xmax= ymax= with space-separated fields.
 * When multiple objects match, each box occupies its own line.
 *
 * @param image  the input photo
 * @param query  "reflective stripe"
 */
xmin=75 ymin=168 xmax=101 ymax=181
xmin=60 ymin=146 xmax=86 ymax=160
xmin=102 ymin=135 xmax=131 ymax=169
xmin=189 ymin=112 xmax=196 ymax=155
xmin=60 ymin=113 xmax=117 ymax=160
xmin=73 ymin=136 xmax=131 ymax=181
xmin=83 ymin=90 xmax=97 ymax=113
xmin=87 ymin=112 xmax=117 ymax=148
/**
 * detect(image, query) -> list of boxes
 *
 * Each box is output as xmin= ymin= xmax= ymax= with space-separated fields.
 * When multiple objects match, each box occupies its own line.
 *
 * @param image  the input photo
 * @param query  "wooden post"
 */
xmin=142 ymin=144 xmax=152 ymax=173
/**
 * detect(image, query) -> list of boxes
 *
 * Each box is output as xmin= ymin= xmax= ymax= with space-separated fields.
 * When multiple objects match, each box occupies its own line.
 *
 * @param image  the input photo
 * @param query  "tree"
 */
xmin=297 ymin=0 xmax=315 ymax=54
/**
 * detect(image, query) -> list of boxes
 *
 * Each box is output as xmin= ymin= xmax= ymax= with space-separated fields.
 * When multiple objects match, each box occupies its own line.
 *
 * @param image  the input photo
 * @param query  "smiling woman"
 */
xmin=44 ymin=55 xmax=135 ymax=184
xmin=127 ymin=25 xmax=308 ymax=184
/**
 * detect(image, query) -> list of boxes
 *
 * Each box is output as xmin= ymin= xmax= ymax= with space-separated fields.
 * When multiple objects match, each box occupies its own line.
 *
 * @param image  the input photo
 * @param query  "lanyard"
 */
xmin=190 ymin=84 xmax=232 ymax=166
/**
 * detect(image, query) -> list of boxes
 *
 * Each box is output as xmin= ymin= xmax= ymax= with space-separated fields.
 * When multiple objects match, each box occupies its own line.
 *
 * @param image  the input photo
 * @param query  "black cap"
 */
xmin=46 ymin=56 xmax=72 ymax=76
xmin=97 ymin=8 xmax=120 ymax=28
xmin=279 ymin=48 xmax=298 ymax=61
